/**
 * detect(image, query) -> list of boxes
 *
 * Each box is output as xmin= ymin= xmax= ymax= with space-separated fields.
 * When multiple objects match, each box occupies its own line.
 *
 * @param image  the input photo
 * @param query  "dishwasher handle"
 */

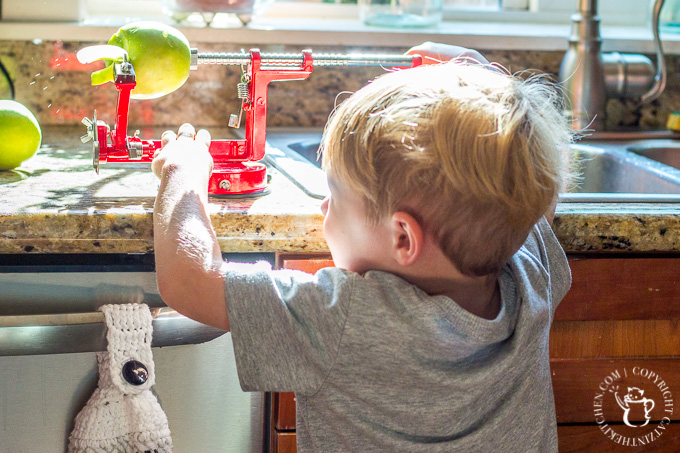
xmin=0 ymin=307 xmax=226 ymax=356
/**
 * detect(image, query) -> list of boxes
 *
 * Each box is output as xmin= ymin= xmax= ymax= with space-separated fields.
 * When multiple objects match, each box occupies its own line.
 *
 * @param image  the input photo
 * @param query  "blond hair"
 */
xmin=321 ymin=61 xmax=573 ymax=276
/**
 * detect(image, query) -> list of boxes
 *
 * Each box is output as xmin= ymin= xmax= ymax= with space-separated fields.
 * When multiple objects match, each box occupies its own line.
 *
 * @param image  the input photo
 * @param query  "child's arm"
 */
xmin=151 ymin=123 xmax=229 ymax=331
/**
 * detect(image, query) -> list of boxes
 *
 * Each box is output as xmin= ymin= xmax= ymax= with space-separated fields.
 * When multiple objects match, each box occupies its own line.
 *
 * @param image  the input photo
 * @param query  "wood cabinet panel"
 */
xmin=272 ymin=392 xmax=296 ymax=430
xmin=557 ymin=424 xmax=680 ymax=452
xmin=556 ymin=257 xmax=680 ymax=321
xmin=280 ymin=258 xmax=334 ymax=273
xmin=550 ymin=320 xmax=680 ymax=358
xmin=271 ymin=431 xmax=297 ymax=453
xmin=551 ymin=358 xmax=680 ymax=423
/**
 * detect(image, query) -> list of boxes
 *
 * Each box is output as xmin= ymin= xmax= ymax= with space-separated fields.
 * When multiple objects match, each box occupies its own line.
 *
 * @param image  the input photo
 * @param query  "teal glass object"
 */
xmin=359 ymin=0 xmax=443 ymax=28
xmin=660 ymin=0 xmax=680 ymax=32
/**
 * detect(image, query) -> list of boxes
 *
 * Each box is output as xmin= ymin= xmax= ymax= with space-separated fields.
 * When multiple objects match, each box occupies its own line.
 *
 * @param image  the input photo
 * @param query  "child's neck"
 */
xmin=391 ymin=235 xmax=502 ymax=320
xmin=409 ymin=272 xmax=501 ymax=320
xmin=443 ymin=277 xmax=501 ymax=320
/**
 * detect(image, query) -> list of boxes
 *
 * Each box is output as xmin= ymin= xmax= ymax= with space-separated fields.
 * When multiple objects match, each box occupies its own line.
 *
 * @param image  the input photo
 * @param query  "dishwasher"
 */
xmin=0 ymin=252 xmax=271 ymax=453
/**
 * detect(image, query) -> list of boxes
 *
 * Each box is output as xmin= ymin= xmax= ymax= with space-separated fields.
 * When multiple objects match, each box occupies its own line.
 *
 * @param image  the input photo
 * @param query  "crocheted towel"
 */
xmin=68 ymin=303 xmax=173 ymax=453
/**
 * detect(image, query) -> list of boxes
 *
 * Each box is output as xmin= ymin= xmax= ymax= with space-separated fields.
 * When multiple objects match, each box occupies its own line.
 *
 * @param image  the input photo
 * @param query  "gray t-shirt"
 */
xmin=225 ymin=217 xmax=571 ymax=452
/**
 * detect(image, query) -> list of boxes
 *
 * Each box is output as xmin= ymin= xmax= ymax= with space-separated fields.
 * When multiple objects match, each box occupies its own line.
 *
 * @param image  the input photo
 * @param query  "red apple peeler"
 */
xmin=78 ymin=48 xmax=422 ymax=197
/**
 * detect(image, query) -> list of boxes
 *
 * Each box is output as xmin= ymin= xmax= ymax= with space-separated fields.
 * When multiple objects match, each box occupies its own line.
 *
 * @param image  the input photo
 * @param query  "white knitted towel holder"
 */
xmin=68 ymin=303 xmax=173 ymax=453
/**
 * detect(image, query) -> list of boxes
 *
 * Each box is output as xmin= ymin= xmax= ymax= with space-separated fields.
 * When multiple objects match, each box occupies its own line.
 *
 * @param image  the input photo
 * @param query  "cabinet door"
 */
xmin=556 ymin=424 xmax=680 ymax=452
xmin=272 ymin=392 xmax=296 ymax=430
xmin=554 ymin=256 xmax=680 ymax=321
xmin=271 ymin=431 xmax=296 ymax=453
xmin=552 ymin=256 xmax=680 ymax=451
xmin=278 ymin=255 xmax=334 ymax=274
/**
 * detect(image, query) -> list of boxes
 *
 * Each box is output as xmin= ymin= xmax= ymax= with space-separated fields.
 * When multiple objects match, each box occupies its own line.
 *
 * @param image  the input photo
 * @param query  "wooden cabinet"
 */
xmin=271 ymin=431 xmax=297 ymax=453
xmin=551 ymin=256 xmax=680 ymax=451
xmin=270 ymin=392 xmax=297 ymax=453
xmin=272 ymin=254 xmax=680 ymax=452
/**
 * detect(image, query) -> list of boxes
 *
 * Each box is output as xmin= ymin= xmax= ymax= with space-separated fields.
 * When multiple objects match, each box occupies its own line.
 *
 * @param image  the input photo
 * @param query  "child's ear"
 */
xmin=390 ymin=211 xmax=423 ymax=267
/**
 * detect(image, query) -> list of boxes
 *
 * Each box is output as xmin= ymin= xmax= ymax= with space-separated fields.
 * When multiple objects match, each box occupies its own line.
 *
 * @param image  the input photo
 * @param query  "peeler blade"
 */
xmin=76 ymin=45 xmax=128 ymax=64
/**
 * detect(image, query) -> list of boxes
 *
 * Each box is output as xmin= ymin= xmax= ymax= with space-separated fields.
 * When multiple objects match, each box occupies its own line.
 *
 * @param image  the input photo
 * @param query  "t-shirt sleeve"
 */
xmin=223 ymin=262 xmax=353 ymax=395
xmin=523 ymin=216 xmax=572 ymax=313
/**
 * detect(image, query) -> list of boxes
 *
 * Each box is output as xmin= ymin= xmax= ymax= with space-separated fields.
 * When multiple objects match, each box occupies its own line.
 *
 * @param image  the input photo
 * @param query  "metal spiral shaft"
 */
xmin=190 ymin=49 xmax=417 ymax=69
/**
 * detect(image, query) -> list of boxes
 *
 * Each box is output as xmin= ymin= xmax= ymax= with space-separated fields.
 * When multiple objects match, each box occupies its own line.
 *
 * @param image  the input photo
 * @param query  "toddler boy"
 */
xmin=152 ymin=45 xmax=573 ymax=452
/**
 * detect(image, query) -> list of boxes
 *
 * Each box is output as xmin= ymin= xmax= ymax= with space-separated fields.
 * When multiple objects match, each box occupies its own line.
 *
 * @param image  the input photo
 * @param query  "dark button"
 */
xmin=122 ymin=360 xmax=148 ymax=385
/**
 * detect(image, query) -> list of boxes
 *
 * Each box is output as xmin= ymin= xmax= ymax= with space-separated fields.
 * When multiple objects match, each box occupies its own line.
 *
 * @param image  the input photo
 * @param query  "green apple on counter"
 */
xmin=0 ymin=100 xmax=42 ymax=170
xmin=89 ymin=21 xmax=191 ymax=100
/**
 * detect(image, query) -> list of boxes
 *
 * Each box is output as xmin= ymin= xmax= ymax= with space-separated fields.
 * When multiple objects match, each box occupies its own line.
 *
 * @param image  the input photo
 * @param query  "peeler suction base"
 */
xmin=208 ymin=162 xmax=268 ymax=196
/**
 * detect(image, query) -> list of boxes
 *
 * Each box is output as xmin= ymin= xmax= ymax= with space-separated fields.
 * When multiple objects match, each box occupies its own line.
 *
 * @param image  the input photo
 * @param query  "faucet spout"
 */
xmin=558 ymin=0 xmax=606 ymax=130
xmin=642 ymin=0 xmax=667 ymax=103
xmin=578 ymin=0 xmax=596 ymax=14
xmin=558 ymin=0 xmax=667 ymax=131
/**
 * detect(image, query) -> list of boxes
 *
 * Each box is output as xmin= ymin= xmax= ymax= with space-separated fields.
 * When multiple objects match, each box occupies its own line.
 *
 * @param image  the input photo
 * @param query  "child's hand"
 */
xmin=406 ymin=42 xmax=489 ymax=65
xmin=151 ymin=123 xmax=213 ymax=180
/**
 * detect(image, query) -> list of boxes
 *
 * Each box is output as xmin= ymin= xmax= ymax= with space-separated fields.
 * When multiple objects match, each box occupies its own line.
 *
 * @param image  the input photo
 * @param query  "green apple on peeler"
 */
xmin=81 ymin=21 xmax=191 ymax=100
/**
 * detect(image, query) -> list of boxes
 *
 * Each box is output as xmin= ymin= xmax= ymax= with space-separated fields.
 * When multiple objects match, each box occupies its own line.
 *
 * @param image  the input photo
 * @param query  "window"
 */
xmin=21 ymin=0 xmax=648 ymax=28
xmin=526 ymin=0 xmax=648 ymax=26
xmin=445 ymin=0 xmax=503 ymax=8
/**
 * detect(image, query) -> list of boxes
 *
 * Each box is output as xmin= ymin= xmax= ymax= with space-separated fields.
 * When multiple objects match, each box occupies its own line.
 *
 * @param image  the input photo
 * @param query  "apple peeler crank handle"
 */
xmin=189 ymin=48 xmax=420 ymax=69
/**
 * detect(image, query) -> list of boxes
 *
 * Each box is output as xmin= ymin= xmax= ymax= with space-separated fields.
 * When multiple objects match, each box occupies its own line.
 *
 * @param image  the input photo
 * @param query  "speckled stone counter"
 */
xmin=0 ymin=127 xmax=326 ymax=255
xmin=0 ymin=127 xmax=679 ymax=255
xmin=553 ymin=204 xmax=680 ymax=253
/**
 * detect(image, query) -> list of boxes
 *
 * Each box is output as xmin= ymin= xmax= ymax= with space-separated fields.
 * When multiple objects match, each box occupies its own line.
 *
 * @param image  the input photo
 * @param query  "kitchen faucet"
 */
xmin=558 ymin=0 xmax=667 ymax=131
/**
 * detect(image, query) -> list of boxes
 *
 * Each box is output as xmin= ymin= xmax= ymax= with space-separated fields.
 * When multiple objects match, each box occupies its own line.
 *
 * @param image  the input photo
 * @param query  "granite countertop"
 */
xmin=0 ymin=127 xmax=679 ymax=255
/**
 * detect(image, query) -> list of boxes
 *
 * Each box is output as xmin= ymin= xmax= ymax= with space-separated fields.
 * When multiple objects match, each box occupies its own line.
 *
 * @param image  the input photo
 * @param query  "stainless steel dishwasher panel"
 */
xmin=0 ymin=253 xmax=271 ymax=453
xmin=0 ymin=336 xmax=263 ymax=452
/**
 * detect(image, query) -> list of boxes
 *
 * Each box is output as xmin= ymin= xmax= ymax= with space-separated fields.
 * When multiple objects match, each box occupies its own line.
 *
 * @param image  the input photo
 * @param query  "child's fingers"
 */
xmin=155 ymin=130 xmax=176 ymax=162
xmin=177 ymin=123 xmax=196 ymax=140
xmin=160 ymin=130 xmax=176 ymax=149
xmin=196 ymin=129 xmax=211 ymax=147
xmin=152 ymin=125 xmax=210 ymax=179
xmin=151 ymin=148 xmax=165 ymax=178
xmin=195 ymin=129 xmax=213 ymax=175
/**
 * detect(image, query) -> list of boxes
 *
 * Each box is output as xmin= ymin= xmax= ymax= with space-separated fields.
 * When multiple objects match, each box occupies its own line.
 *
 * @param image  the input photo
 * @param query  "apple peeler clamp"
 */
xmin=79 ymin=48 xmax=422 ymax=197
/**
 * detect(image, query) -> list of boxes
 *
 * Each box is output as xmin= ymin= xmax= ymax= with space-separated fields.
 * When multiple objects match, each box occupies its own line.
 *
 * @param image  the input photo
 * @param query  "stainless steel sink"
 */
xmin=265 ymin=130 xmax=680 ymax=202
xmin=265 ymin=130 xmax=327 ymax=199
xmin=565 ymin=143 xmax=680 ymax=201
xmin=627 ymin=139 xmax=680 ymax=170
